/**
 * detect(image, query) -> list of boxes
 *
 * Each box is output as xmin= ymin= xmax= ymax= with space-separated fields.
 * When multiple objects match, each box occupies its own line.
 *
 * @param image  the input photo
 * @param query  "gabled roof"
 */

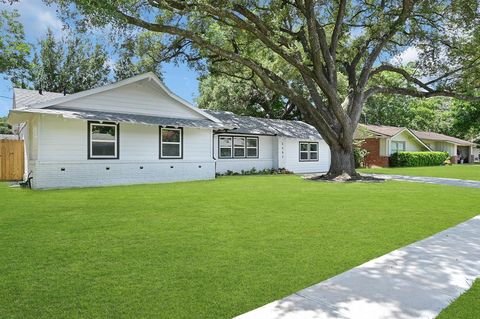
xmin=13 ymin=88 xmax=64 ymax=109
xmin=412 ymin=130 xmax=476 ymax=146
xmin=13 ymin=73 xmax=221 ymax=123
xmin=9 ymin=73 xmax=323 ymax=139
xmin=358 ymin=123 xmax=475 ymax=148
xmin=204 ymin=110 xmax=322 ymax=140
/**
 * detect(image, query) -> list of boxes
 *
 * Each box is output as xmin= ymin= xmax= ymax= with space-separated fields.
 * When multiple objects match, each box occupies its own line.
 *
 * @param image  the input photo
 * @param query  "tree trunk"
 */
xmin=327 ymin=144 xmax=358 ymax=177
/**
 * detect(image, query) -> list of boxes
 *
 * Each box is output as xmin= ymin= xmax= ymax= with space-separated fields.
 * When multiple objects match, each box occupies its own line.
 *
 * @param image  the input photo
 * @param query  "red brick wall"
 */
xmin=360 ymin=138 xmax=389 ymax=167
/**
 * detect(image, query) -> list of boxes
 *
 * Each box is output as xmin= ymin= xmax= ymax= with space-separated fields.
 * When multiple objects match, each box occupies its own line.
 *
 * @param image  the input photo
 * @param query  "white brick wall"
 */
xmin=30 ymin=161 xmax=215 ymax=189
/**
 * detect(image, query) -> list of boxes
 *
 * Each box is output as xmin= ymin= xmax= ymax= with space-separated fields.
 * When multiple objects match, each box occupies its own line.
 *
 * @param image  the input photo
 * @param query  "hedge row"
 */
xmin=390 ymin=151 xmax=450 ymax=167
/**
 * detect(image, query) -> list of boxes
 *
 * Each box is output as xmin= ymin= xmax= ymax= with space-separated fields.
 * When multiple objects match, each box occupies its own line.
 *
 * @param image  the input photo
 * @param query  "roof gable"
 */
xmin=19 ymin=73 xmax=220 ymax=123
xmin=391 ymin=129 xmax=431 ymax=151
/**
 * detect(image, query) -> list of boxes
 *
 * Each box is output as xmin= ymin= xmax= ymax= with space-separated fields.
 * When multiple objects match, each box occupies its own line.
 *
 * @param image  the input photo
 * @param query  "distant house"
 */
xmin=7 ymin=73 xmax=329 ymax=189
xmin=357 ymin=124 xmax=477 ymax=167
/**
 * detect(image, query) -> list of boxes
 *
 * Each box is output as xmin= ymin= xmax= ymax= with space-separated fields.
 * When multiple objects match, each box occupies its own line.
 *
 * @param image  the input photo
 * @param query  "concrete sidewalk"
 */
xmin=364 ymin=174 xmax=480 ymax=188
xmin=235 ymin=216 xmax=480 ymax=319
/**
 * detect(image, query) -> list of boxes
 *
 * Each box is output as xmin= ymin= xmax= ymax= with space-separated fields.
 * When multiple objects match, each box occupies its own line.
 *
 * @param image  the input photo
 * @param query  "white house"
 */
xmin=8 ymin=73 xmax=330 ymax=189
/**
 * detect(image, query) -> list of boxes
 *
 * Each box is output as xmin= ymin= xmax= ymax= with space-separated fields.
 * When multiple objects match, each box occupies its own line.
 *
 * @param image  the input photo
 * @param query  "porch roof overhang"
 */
xmin=8 ymin=107 xmax=232 ymax=130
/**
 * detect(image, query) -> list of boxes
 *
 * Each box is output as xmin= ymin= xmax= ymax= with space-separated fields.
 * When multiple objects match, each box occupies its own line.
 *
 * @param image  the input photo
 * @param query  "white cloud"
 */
xmin=0 ymin=0 xmax=66 ymax=40
xmin=391 ymin=46 xmax=419 ymax=65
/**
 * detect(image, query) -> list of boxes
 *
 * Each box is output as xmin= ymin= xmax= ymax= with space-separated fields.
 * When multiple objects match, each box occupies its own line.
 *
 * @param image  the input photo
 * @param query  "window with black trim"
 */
xmin=299 ymin=142 xmax=319 ymax=161
xmin=160 ymin=127 xmax=183 ymax=158
xmin=88 ymin=122 xmax=119 ymax=159
xmin=218 ymin=135 xmax=259 ymax=159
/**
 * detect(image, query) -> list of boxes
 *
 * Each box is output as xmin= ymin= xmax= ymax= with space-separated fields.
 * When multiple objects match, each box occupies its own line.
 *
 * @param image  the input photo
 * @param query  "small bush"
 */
xmin=216 ymin=167 xmax=293 ymax=177
xmin=390 ymin=151 xmax=449 ymax=167
xmin=354 ymin=147 xmax=369 ymax=168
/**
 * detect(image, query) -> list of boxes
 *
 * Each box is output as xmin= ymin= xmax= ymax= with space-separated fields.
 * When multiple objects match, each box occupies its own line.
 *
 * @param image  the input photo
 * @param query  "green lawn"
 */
xmin=359 ymin=164 xmax=480 ymax=181
xmin=437 ymin=279 xmax=480 ymax=318
xmin=1 ymin=175 xmax=479 ymax=318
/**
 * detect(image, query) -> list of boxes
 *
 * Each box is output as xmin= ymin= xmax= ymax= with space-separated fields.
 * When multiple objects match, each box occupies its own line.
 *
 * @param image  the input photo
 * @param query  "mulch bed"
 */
xmin=303 ymin=172 xmax=385 ymax=183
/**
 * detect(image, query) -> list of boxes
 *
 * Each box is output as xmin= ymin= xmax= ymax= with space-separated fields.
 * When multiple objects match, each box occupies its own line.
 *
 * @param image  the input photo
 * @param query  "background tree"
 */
xmin=449 ymin=100 xmax=480 ymax=141
xmin=198 ymin=72 xmax=299 ymax=119
xmin=114 ymin=33 xmax=163 ymax=81
xmin=48 ymin=0 xmax=480 ymax=177
xmin=16 ymin=29 xmax=111 ymax=93
xmin=0 ymin=9 xmax=29 ymax=76
xmin=363 ymin=96 xmax=453 ymax=132
xmin=0 ymin=116 xmax=12 ymax=134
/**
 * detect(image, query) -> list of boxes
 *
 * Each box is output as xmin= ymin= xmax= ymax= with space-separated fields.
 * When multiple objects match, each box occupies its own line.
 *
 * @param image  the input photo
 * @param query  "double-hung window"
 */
xmin=233 ymin=137 xmax=246 ymax=157
xmin=246 ymin=137 xmax=258 ymax=157
xmin=219 ymin=136 xmax=233 ymax=158
xmin=391 ymin=141 xmax=406 ymax=153
xmin=160 ymin=127 xmax=182 ymax=159
xmin=88 ymin=122 xmax=119 ymax=159
xmin=299 ymin=142 xmax=319 ymax=161
xmin=218 ymin=135 xmax=259 ymax=159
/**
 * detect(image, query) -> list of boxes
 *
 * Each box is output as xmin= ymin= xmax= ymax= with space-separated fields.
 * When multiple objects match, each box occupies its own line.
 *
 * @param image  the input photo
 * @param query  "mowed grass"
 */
xmin=359 ymin=164 xmax=480 ymax=181
xmin=437 ymin=279 xmax=480 ymax=318
xmin=1 ymin=175 xmax=479 ymax=318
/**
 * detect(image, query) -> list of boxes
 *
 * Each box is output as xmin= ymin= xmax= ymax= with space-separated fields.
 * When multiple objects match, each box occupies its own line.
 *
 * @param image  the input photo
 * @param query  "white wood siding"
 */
xmin=281 ymin=138 xmax=330 ymax=173
xmin=422 ymin=139 xmax=456 ymax=156
xmin=58 ymin=80 xmax=205 ymax=119
xmin=30 ymin=115 xmax=215 ymax=188
xmin=214 ymin=134 xmax=275 ymax=173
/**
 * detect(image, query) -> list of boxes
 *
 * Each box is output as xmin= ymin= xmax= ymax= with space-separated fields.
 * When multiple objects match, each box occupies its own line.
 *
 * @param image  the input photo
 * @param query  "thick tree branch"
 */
xmin=330 ymin=0 xmax=346 ymax=57
xmin=364 ymin=86 xmax=480 ymax=101
xmin=357 ymin=0 xmax=415 ymax=89
xmin=370 ymin=64 xmax=434 ymax=92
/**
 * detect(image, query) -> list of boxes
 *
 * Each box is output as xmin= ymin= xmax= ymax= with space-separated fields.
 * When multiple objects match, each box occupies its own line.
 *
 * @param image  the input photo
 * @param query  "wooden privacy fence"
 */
xmin=0 ymin=140 xmax=24 ymax=181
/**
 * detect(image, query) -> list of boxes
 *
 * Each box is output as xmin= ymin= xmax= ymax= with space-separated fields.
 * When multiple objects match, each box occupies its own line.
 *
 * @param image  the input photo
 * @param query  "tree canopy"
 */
xmin=46 ymin=0 xmax=480 ymax=176
xmin=198 ymin=72 xmax=300 ymax=120
xmin=113 ymin=32 xmax=164 ymax=81
xmin=0 ymin=9 xmax=29 ymax=76
xmin=13 ymin=29 xmax=110 ymax=93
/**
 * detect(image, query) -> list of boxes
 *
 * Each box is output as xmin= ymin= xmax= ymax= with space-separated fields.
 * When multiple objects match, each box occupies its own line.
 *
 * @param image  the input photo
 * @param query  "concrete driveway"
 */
xmin=364 ymin=173 xmax=480 ymax=188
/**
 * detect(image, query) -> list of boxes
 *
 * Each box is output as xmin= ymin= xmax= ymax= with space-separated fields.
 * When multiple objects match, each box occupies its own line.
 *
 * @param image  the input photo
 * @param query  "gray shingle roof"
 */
xmin=357 ymin=124 xmax=404 ymax=137
xmin=12 ymin=88 xmax=323 ymax=139
xmin=412 ymin=130 xmax=475 ymax=146
xmin=13 ymin=88 xmax=64 ymax=109
xmin=203 ymin=110 xmax=322 ymax=140
xmin=358 ymin=124 xmax=475 ymax=146
xmin=12 ymin=107 xmax=229 ymax=129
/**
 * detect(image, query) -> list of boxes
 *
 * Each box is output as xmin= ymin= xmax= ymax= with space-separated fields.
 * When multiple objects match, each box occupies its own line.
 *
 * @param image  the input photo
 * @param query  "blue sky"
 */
xmin=0 ymin=0 xmax=199 ymax=116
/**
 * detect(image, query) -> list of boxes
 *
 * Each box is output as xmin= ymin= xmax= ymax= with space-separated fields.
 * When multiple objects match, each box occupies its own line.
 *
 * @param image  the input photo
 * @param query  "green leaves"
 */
xmin=390 ymin=151 xmax=450 ymax=167
xmin=0 ymin=10 xmax=29 ymax=75
xmin=17 ymin=28 xmax=110 ymax=93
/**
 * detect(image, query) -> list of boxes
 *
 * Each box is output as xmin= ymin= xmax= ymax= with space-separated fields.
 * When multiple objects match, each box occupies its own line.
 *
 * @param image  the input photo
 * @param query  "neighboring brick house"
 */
xmin=355 ymin=124 xmax=477 ymax=167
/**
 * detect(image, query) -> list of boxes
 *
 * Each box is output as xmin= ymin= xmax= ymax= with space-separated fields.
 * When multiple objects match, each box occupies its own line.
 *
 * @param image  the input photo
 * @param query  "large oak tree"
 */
xmin=49 ymin=0 xmax=479 ymax=177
